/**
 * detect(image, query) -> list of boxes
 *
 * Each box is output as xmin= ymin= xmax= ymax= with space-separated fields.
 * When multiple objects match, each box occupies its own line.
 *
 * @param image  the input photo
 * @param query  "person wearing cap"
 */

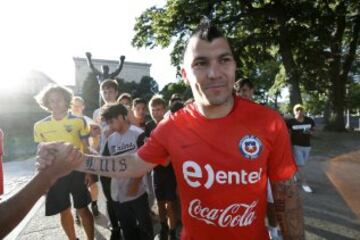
xmin=286 ymin=104 xmax=315 ymax=193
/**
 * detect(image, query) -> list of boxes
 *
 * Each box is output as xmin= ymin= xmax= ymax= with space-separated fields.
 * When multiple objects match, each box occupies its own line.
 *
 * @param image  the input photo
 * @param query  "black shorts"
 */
xmin=45 ymin=171 xmax=91 ymax=216
xmin=153 ymin=164 xmax=177 ymax=201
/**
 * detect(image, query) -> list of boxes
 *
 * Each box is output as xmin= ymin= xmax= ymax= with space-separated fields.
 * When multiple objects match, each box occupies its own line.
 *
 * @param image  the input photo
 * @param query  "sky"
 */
xmin=0 ymin=0 xmax=177 ymax=92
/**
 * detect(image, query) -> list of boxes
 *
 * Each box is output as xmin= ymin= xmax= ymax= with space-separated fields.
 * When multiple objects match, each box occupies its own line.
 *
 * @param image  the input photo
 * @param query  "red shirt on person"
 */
xmin=138 ymin=97 xmax=297 ymax=240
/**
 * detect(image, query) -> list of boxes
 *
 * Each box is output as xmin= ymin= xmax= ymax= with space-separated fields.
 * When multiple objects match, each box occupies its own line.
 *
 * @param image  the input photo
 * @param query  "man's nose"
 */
xmin=207 ymin=62 xmax=221 ymax=79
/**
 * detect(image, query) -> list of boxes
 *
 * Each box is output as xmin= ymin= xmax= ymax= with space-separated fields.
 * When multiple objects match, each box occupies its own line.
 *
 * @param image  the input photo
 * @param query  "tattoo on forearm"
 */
xmin=84 ymin=155 xmax=127 ymax=173
xmin=271 ymin=177 xmax=305 ymax=240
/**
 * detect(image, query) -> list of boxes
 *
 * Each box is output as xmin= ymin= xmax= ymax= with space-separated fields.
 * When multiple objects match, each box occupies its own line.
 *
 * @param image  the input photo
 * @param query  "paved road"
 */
xmin=3 ymin=132 xmax=360 ymax=239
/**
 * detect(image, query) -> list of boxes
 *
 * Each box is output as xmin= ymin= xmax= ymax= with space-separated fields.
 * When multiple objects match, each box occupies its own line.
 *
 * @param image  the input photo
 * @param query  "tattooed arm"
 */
xmin=271 ymin=176 xmax=305 ymax=240
xmin=78 ymin=152 xmax=156 ymax=178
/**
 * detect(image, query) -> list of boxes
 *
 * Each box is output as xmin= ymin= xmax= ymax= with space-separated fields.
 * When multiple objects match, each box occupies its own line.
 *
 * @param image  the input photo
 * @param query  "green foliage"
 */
xmin=302 ymin=92 xmax=328 ymax=116
xmin=116 ymin=76 xmax=159 ymax=102
xmin=81 ymin=72 xmax=100 ymax=113
xmin=250 ymin=60 xmax=282 ymax=104
xmin=160 ymin=81 xmax=192 ymax=102
xmin=132 ymin=0 xmax=360 ymax=130
xmin=132 ymin=76 xmax=159 ymax=101
xmin=347 ymin=81 xmax=360 ymax=110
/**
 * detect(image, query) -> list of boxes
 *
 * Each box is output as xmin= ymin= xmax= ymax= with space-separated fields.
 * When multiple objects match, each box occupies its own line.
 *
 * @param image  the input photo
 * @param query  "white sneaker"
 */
xmin=302 ymin=184 xmax=313 ymax=193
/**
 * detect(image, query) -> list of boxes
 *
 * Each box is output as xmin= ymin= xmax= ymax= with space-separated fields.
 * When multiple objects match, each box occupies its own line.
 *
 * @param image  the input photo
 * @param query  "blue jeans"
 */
xmin=293 ymin=145 xmax=311 ymax=166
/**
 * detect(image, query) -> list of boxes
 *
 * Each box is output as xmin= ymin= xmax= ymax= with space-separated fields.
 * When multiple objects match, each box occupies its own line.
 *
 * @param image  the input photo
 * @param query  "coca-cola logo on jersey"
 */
xmin=188 ymin=199 xmax=257 ymax=227
xmin=182 ymin=160 xmax=263 ymax=189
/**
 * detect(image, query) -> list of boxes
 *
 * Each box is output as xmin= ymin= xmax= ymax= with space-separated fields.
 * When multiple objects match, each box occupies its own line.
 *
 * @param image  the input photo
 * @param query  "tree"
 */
xmin=160 ymin=81 xmax=192 ymax=102
xmin=132 ymin=0 xmax=360 ymax=131
xmin=132 ymin=0 xmax=307 ymax=106
xmin=81 ymin=72 xmax=99 ymax=114
xmin=132 ymin=76 xmax=159 ymax=101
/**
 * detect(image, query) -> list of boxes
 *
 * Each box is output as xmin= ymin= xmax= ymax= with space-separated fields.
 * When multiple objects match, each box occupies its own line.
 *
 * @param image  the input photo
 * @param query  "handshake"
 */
xmin=36 ymin=142 xmax=84 ymax=181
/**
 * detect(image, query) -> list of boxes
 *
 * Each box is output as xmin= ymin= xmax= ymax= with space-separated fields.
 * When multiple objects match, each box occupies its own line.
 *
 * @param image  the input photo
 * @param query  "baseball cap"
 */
xmin=293 ymin=104 xmax=304 ymax=111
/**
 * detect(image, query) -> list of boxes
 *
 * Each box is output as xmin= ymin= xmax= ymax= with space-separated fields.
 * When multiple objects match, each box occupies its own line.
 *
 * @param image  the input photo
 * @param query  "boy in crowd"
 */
xmin=117 ymin=93 xmax=137 ymax=125
xmin=132 ymin=97 xmax=155 ymax=209
xmin=92 ymin=79 xmax=121 ymax=239
xmin=33 ymin=84 xmax=94 ymax=240
xmin=118 ymin=93 xmax=133 ymax=108
xmin=234 ymin=78 xmax=254 ymax=99
xmin=286 ymin=104 xmax=315 ymax=193
xmin=132 ymin=98 xmax=148 ymax=129
xmin=145 ymin=96 xmax=178 ymax=240
xmin=101 ymin=103 xmax=153 ymax=240
xmin=71 ymin=96 xmax=100 ymax=217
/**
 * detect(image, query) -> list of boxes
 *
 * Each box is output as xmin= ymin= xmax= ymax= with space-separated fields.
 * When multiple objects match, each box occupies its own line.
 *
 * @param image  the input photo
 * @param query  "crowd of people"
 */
xmin=0 ymin=20 xmax=317 ymax=240
xmin=31 ymin=79 xmax=188 ymax=240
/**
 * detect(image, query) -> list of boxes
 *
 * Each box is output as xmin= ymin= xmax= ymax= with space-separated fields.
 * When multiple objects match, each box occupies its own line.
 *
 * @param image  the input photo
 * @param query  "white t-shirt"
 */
xmin=104 ymin=126 xmax=147 ymax=203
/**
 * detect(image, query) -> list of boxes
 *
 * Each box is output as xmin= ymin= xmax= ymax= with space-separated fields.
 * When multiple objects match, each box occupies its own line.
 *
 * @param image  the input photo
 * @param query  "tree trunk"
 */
xmin=323 ymin=94 xmax=331 ymax=127
xmin=327 ymin=6 xmax=360 ymax=131
xmin=330 ymin=76 xmax=346 ymax=131
xmin=276 ymin=7 xmax=303 ymax=107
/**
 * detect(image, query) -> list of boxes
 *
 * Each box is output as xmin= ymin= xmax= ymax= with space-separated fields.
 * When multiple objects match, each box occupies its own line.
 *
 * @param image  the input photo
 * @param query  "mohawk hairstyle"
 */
xmin=182 ymin=18 xmax=225 ymax=61
xmin=192 ymin=17 xmax=224 ymax=42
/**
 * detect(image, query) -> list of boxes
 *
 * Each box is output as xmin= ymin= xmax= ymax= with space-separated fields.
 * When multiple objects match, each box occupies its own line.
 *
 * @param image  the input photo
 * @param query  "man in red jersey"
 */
xmin=38 ymin=20 xmax=304 ymax=240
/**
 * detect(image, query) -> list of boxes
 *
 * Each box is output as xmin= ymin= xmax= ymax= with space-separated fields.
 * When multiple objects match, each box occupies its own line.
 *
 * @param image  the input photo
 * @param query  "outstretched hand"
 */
xmin=120 ymin=55 xmax=125 ymax=61
xmin=36 ymin=142 xmax=84 ymax=180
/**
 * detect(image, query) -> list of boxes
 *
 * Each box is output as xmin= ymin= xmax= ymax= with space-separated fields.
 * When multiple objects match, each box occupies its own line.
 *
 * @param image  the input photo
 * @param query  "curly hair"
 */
xmin=35 ymin=84 xmax=73 ymax=112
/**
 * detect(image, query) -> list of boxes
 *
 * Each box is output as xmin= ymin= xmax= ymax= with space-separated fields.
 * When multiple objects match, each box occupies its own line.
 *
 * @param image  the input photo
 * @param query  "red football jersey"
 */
xmin=138 ymin=97 xmax=297 ymax=240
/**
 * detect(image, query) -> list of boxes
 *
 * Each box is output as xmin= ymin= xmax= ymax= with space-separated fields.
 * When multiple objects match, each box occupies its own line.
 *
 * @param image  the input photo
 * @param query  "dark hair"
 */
xmin=118 ymin=92 xmax=132 ymax=102
xmin=100 ymin=79 xmax=119 ymax=91
xmin=169 ymin=93 xmax=183 ymax=105
xmin=132 ymin=98 xmax=147 ymax=108
xmin=192 ymin=18 xmax=224 ymax=42
xmin=183 ymin=19 xmax=225 ymax=61
xmin=101 ymin=103 xmax=128 ymax=121
xmin=234 ymin=78 xmax=254 ymax=91
xmin=170 ymin=101 xmax=184 ymax=113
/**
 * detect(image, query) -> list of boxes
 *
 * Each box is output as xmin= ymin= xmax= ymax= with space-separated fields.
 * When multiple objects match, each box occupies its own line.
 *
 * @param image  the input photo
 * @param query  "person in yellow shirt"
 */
xmin=71 ymin=96 xmax=100 ymax=218
xmin=34 ymin=84 xmax=94 ymax=240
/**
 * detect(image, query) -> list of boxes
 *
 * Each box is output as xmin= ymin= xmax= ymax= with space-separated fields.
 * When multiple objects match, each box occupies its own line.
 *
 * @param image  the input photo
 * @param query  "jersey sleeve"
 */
xmin=137 ymin=119 xmax=170 ymax=166
xmin=79 ymin=117 xmax=90 ymax=139
xmin=33 ymin=123 xmax=43 ymax=143
xmin=267 ymin=116 xmax=297 ymax=181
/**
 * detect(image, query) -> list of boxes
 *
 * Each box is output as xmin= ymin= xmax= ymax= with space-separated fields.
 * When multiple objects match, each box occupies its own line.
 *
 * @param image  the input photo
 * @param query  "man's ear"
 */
xmin=181 ymin=67 xmax=190 ymax=86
